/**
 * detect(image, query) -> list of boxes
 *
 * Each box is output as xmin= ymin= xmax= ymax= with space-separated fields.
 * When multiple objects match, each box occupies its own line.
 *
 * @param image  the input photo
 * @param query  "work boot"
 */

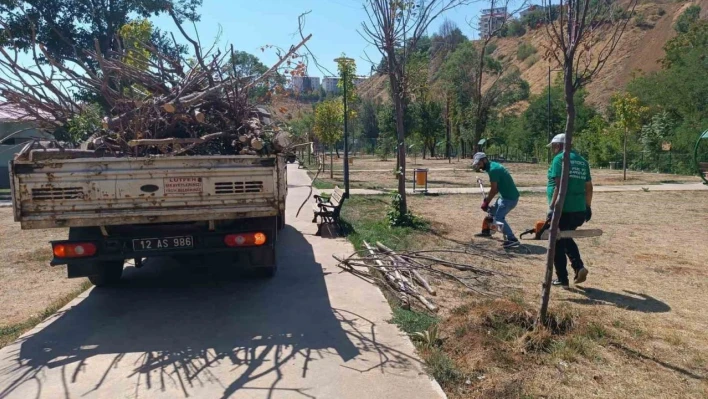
xmin=474 ymin=230 xmax=492 ymax=238
xmin=502 ymin=239 xmax=520 ymax=249
xmin=574 ymin=267 xmax=589 ymax=285
xmin=552 ymin=279 xmax=569 ymax=288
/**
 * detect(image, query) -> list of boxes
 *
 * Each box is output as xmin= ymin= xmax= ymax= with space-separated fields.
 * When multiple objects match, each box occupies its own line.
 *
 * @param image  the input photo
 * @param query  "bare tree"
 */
xmin=359 ymin=0 xmax=470 ymax=216
xmin=537 ymin=0 xmax=637 ymax=325
xmin=468 ymin=0 xmax=527 ymax=152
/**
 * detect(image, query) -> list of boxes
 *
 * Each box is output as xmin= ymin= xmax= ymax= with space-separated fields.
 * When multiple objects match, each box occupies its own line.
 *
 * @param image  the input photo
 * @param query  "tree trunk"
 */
xmin=538 ymin=64 xmax=576 ymax=327
xmin=387 ymin=60 xmax=407 ymax=214
xmin=330 ymin=145 xmax=334 ymax=179
xmin=336 ymin=147 xmax=340 ymax=159
xmin=446 ymin=95 xmax=451 ymax=163
xmin=623 ymin=127 xmax=628 ymax=181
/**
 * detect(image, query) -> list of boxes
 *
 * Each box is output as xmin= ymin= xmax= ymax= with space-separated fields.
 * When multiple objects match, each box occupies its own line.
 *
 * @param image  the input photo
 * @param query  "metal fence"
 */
xmin=315 ymin=137 xmax=701 ymax=176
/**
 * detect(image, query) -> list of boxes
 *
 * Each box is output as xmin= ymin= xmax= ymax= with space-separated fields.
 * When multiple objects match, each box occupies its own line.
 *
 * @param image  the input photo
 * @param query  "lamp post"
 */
xmin=335 ymin=57 xmax=355 ymax=198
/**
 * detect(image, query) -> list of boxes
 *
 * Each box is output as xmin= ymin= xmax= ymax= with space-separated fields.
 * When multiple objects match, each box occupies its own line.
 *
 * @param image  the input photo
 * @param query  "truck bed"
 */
xmin=10 ymin=154 xmax=287 ymax=229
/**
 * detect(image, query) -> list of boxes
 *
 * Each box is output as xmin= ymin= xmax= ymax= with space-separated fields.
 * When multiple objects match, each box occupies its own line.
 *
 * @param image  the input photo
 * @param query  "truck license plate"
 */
xmin=133 ymin=236 xmax=193 ymax=251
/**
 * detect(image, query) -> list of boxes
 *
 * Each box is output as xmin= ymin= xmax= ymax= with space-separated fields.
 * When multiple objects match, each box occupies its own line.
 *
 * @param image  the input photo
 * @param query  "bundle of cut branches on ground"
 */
xmin=334 ymin=241 xmax=512 ymax=312
xmin=0 ymin=8 xmax=311 ymax=159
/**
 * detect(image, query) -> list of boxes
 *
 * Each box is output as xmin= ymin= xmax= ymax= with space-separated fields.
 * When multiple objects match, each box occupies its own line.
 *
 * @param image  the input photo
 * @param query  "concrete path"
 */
xmin=320 ymin=182 xmax=708 ymax=196
xmin=0 ymin=165 xmax=444 ymax=399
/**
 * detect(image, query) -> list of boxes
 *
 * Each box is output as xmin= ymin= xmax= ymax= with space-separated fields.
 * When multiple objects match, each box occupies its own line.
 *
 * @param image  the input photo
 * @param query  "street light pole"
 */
xmin=335 ymin=57 xmax=354 ymax=198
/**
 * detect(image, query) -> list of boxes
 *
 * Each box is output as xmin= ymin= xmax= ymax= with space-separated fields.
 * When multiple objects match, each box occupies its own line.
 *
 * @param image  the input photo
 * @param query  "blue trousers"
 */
xmin=490 ymin=198 xmax=518 ymax=240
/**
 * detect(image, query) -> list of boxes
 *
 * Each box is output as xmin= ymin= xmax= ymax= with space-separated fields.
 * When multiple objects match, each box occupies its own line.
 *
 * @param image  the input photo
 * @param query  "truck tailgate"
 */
xmin=11 ymin=155 xmax=285 ymax=229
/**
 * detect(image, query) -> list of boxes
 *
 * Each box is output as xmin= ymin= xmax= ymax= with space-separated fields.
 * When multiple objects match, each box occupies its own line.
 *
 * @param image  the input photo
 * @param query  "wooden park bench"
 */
xmin=312 ymin=186 xmax=346 ymax=236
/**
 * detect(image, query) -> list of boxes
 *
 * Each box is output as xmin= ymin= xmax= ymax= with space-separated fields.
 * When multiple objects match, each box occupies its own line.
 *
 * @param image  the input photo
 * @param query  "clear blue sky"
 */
xmin=152 ymin=0 xmax=490 ymax=78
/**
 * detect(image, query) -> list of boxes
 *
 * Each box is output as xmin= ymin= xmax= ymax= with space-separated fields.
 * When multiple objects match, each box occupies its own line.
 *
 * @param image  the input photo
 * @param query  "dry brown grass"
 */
xmin=368 ymin=190 xmax=708 ymax=398
xmin=0 ymin=208 xmax=86 ymax=328
xmin=313 ymin=156 xmax=697 ymax=190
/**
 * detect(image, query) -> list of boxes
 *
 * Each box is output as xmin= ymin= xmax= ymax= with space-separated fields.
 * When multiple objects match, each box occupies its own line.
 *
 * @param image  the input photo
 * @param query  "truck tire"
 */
xmin=251 ymin=246 xmax=277 ymax=278
xmin=87 ymin=261 xmax=124 ymax=287
xmin=68 ymin=227 xmax=124 ymax=287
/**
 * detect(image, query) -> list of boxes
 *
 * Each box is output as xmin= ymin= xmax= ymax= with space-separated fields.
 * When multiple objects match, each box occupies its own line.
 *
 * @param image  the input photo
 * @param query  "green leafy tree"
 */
xmin=443 ymin=41 xmax=529 ymax=151
xmin=611 ymin=93 xmax=648 ymax=180
xmin=413 ymin=100 xmax=444 ymax=158
xmin=523 ymin=85 xmax=595 ymax=158
xmin=0 ymin=0 xmax=201 ymax=68
xmin=360 ymin=99 xmax=380 ymax=153
xmin=674 ymin=5 xmax=701 ymax=34
xmin=314 ymin=99 xmax=344 ymax=177
xmin=662 ymin=20 xmax=708 ymax=68
xmin=64 ymin=104 xmax=103 ymax=145
xmin=119 ymin=19 xmax=152 ymax=70
xmin=628 ymin=19 xmax=707 ymax=168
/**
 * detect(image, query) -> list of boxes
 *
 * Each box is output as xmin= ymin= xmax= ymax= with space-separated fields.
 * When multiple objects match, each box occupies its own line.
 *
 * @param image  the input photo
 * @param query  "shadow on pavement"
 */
xmin=0 ymin=225 xmax=415 ymax=399
xmin=566 ymin=287 xmax=671 ymax=313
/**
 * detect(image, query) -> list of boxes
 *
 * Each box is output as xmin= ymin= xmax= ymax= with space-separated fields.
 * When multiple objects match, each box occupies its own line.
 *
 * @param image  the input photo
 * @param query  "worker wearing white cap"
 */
xmin=472 ymin=152 xmax=520 ymax=249
xmin=547 ymin=133 xmax=594 ymax=287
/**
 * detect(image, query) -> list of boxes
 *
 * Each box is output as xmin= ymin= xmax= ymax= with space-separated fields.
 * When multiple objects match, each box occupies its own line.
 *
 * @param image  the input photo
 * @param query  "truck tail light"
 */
xmin=224 ymin=232 xmax=267 ymax=247
xmin=53 ymin=242 xmax=97 ymax=258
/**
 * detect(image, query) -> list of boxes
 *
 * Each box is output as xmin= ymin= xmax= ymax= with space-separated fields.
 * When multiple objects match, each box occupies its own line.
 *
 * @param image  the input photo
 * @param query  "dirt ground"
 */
xmin=0 ymin=209 xmax=84 ymax=327
xmin=310 ymin=155 xmax=698 ymax=190
xmin=402 ymin=190 xmax=708 ymax=398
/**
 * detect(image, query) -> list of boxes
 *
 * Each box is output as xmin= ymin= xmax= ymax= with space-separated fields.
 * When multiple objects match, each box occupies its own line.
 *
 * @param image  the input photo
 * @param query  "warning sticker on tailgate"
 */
xmin=164 ymin=177 xmax=203 ymax=194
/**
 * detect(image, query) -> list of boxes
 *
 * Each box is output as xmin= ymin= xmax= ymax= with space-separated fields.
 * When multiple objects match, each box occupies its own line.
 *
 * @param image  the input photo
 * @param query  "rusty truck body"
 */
xmin=9 ymin=152 xmax=287 ymax=285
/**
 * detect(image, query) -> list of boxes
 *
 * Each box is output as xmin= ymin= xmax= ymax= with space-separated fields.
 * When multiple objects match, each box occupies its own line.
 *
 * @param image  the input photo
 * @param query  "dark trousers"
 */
xmin=554 ymin=211 xmax=586 ymax=283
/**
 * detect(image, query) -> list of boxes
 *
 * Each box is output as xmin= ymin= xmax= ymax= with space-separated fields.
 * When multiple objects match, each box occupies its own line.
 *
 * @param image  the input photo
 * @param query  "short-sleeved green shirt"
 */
xmin=547 ymin=150 xmax=592 ymax=212
xmin=488 ymin=161 xmax=519 ymax=201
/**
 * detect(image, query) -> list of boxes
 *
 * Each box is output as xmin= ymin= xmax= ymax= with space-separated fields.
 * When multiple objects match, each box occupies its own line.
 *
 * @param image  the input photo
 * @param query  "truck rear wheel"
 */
xmin=87 ymin=261 xmax=124 ymax=287
xmin=250 ymin=246 xmax=277 ymax=278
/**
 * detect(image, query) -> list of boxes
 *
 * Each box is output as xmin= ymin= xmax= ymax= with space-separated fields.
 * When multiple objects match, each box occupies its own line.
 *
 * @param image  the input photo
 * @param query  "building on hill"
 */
xmin=479 ymin=7 xmax=510 ymax=38
xmin=322 ymin=76 xmax=368 ymax=94
xmin=519 ymin=5 xmax=541 ymax=19
xmin=291 ymin=76 xmax=321 ymax=94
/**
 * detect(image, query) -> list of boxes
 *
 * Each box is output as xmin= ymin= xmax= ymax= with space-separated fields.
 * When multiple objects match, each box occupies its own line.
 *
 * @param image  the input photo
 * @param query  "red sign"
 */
xmin=164 ymin=177 xmax=203 ymax=194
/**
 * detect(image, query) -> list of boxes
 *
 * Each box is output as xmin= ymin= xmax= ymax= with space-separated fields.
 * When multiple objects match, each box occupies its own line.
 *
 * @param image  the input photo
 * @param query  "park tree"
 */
xmin=674 ymin=5 xmax=701 ymax=34
xmin=537 ymin=0 xmax=637 ymax=325
xmin=314 ymin=99 xmax=344 ymax=178
xmin=360 ymin=0 xmax=469 ymax=218
xmin=611 ymin=93 xmax=648 ymax=180
xmin=0 ymin=0 xmax=201 ymax=69
xmin=360 ymin=98 xmax=381 ymax=151
xmin=459 ymin=0 xmax=530 ymax=152
xmin=443 ymin=40 xmax=529 ymax=152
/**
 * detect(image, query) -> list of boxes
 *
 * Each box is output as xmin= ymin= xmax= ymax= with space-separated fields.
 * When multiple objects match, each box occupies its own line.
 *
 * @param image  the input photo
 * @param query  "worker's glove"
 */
xmin=481 ymin=199 xmax=490 ymax=212
xmin=585 ymin=206 xmax=592 ymax=222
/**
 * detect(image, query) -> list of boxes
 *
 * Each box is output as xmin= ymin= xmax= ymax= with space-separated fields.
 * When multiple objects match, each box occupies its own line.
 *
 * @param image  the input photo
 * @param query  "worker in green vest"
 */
xmin=472 ymin=152 xmax=520 ymax=249
xmin=547 ymin=134 xmax=593 ymax=287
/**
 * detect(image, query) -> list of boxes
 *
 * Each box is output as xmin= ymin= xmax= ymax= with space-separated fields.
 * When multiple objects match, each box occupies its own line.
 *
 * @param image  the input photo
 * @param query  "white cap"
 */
xmin=547 ymin=133 xmax=566 ymax=147
xmin=471 ymin=152 xmax=487 ymax=167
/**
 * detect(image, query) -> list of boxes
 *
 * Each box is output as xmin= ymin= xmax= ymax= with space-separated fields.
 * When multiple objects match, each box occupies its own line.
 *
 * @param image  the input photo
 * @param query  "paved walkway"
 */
xmin=320 ymin=182 xmax=708 ymax=196
xmin=0 ymin=165 xmax=444 ymax=399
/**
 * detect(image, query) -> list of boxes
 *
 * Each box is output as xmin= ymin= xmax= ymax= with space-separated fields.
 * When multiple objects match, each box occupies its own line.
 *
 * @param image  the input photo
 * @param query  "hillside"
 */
xmin=357 ymin=0 xmax=708 ymax=109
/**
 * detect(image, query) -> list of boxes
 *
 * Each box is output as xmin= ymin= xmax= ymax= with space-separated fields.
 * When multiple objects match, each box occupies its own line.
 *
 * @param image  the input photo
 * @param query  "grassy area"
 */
xmin=340 ymin=195 xmax=430 ymax=251
xmin=0 ymin=280 xmax=91 ymax=349
xmin=340 ymin=191 xmax=708 ymax=398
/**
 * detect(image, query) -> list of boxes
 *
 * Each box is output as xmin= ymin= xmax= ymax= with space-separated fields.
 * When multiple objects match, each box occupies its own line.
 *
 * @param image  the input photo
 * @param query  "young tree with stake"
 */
xmin=359 ymin=0 xmax=470 ymax=216
xmin=537 ymin=0 xmax=637 ymax=326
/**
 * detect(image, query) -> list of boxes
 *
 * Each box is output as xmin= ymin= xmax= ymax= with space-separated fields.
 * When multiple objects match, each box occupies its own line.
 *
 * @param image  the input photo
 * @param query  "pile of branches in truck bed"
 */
xmin=335 ymin=242 xmax=513 ymax=312
xmin=0 ymin=8 xmax=311 ymax=158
